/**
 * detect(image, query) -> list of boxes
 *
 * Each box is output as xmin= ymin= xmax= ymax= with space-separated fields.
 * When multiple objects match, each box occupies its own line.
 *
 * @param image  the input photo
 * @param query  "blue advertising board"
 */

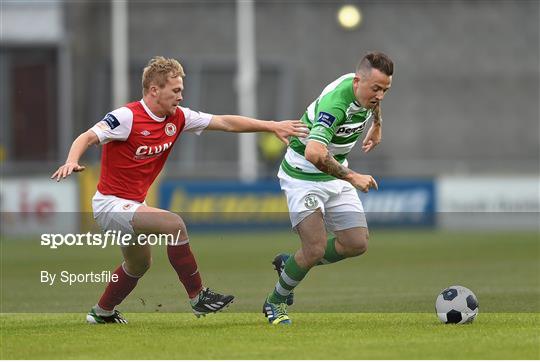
xmin=158 ymin=178 xmax=435 ymax=230
xmin=360 ymin=179 xmax=435 ymax=227
xmin=159 ymin=180 xmax=290 ymax=230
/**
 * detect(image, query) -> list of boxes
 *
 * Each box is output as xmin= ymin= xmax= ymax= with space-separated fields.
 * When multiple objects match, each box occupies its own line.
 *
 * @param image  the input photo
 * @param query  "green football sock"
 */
xmin=268 ymin=255 xmax=309 ymax=304
xmin=316 ymin=237 xmax=345 ymax=265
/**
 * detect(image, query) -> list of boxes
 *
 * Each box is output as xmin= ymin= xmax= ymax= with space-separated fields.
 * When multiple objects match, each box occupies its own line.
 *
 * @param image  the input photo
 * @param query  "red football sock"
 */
xmin=97 ymin=264 xmax=140 ymax=311
xmin=167 ymin=243 xmax=203 ymax=298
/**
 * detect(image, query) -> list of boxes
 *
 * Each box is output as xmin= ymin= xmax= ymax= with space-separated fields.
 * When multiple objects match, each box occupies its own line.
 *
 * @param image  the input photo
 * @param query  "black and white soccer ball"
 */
xmin=435 ymin=285 xmax=479 ymax=324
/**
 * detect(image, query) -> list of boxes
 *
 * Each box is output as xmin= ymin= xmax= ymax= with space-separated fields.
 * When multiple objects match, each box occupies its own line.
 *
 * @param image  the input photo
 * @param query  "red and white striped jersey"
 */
xmin=90 ymin=99 xmax=212 ymax=202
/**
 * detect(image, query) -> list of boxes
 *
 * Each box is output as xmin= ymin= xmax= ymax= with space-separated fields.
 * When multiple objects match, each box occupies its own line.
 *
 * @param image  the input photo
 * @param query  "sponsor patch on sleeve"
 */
xmin=317 ymin=112 xmax=336 ymax=127
xmin=102 ymin=113 xmax=120 ymax=130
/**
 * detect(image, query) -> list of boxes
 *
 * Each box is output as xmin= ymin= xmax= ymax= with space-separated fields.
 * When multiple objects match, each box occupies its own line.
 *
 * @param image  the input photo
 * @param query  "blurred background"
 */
xmin=2 ymin=0 xmax=538 ymax=174
xmin=0 ymin=0 xmax=538 ymax=315
xmin=1 ymin=0 xmax=538 ymax=229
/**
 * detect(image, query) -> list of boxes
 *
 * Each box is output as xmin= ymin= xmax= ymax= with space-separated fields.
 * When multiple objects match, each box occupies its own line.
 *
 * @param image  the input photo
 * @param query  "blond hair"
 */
xmin=142 ymin=56 xmax=185 ymax=95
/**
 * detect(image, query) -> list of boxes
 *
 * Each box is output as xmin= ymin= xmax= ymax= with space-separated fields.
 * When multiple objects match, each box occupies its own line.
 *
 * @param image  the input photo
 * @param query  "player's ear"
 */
xmin=353 ymin=76 xmax=362 ymax=93
xmin=149 ymin=84 xmax=159 ymax=96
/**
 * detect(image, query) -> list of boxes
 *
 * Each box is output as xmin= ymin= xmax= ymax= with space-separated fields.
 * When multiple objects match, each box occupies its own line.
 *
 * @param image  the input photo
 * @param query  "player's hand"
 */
xmin=362 ymin=122 xmax=382 ymax=153
xmin=346 ymin=173 xmax=378 ymax=193
xmin=272 ymin=120 xmax=309 ymax=146
xmin=51 ymin=162 xmax=86 ymax=182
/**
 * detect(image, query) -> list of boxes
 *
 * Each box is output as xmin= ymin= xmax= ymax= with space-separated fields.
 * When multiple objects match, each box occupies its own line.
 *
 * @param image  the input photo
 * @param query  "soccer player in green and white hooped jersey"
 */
xmin=263 ymin=52 xmax=394 ymax=325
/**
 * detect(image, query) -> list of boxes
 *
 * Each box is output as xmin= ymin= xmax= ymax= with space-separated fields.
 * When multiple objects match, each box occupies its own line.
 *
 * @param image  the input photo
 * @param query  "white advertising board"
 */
xmin=437 ymin=176 xmax=539 ymax=230
xmin=1 ymin=177 xmax=78 ymax=235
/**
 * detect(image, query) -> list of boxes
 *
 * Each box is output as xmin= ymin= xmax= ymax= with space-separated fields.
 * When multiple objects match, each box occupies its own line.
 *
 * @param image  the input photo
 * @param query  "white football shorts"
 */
xmin=278 ymin=167 xmax=368 ymax=231
xmin=92 ymin=191 xmax=145 ymax=235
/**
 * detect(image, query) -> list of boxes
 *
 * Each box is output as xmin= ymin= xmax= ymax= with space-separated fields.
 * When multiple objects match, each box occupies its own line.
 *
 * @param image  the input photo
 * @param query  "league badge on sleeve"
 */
xmin=317 ymin=112 xmax=336 ymax=127
xmin=102 ymin=114 xmax=121 ymax=130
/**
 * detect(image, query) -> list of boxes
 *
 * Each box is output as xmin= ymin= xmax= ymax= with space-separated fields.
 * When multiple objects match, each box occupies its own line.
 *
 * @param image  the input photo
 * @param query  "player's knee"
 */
xmin=350 ymin=232 xmax=369 ymax=256
xmin=161 ymin=213 xmax=185 ymax=234
xmin=303 ymin=244 xmax=326 ymax=265
xmin=350 ymin=241 xmax=368 ymax=256
xmin=340 ymin=231 xmax=369 ymax=257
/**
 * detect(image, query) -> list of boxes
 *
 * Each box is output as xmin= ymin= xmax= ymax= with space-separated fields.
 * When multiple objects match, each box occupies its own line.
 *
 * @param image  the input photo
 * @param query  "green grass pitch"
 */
xmin=1 ymin=229 xmax=539 ymax=359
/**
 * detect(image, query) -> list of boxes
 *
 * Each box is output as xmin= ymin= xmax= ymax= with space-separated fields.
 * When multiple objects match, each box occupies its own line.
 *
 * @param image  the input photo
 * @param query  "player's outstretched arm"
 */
xmin=305 ymin=140 xmax=378 ymax=193
xmin=51 ymin=130 xmax=99 ymax=182
xmin=206 ymin=115 xmax=308 ymax=145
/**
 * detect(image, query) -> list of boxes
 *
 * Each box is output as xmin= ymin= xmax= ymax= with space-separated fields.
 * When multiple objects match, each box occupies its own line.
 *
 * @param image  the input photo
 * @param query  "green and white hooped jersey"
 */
xmin=281 ymin=73 xmax=373 ymax=181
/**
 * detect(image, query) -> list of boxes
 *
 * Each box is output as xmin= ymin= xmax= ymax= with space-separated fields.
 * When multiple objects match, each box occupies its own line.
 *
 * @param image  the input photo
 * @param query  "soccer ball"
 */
xmin=435 ymin=285 xmax=479 ymax=324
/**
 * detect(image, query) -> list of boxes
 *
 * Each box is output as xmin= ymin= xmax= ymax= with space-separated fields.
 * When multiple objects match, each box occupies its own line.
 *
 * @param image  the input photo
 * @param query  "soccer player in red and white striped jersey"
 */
xmin=51 ymin=56 xmax=308 ymax=323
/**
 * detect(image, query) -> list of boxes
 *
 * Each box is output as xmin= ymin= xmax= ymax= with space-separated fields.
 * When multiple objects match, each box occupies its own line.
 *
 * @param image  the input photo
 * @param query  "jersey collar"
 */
xmin=140 ymin=99 xmax=167 ymax=122
xmin=351 ymin=100 xmax=367 ymax=112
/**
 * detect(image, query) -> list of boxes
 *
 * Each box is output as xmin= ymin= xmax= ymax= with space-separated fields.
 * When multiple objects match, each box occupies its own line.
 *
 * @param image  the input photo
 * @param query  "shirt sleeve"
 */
xmin=308 ymin=101 xmax=346 ymax=145
xmin=180 ymin=106 xmax=213 ymax=135
xmin=90 ymin=107 xmax=133 ymax=144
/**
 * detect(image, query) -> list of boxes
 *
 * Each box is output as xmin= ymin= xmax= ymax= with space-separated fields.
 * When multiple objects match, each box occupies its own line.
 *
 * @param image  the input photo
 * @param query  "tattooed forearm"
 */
xmin=315 ymin=150 xmax=352 ymax=179
xmin=373 ymin=104 xmax=382 ymax=126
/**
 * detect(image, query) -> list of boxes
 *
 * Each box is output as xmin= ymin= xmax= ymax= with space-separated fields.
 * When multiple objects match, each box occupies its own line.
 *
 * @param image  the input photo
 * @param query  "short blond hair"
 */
xmin=142 ymin=56 xmax=185 ymax=95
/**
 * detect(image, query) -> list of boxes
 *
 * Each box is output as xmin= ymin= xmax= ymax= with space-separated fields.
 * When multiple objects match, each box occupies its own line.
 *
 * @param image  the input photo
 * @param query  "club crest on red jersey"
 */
xmin=165 ymin=123 xmax=176 ymax=136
